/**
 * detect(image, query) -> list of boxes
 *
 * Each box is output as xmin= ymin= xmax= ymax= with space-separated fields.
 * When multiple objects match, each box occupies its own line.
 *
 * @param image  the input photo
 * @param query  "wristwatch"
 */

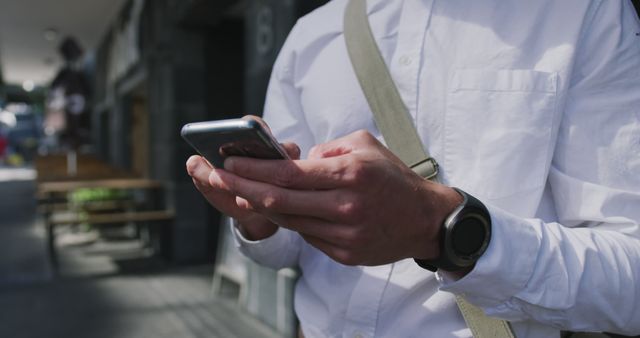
xmin=414 ymin=188 xmax=492 ymax=272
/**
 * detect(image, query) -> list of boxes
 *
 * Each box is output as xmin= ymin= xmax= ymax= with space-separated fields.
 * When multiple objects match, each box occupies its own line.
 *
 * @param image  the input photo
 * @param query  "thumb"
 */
xmin=280 ymin=142 xmax=301 ymax=160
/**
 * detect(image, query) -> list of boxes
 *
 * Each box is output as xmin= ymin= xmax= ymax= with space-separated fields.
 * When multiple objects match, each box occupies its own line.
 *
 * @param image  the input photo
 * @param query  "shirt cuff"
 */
xmin=436 ymin=205 xmax=542 ymax=309
xmin=231 ymin=220 xmax=292 ymax=260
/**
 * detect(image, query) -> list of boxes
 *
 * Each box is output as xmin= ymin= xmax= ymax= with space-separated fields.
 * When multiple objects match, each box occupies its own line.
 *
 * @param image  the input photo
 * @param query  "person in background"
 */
xmin=0 ymin=125 xmax=8 ymax=164
xmin=188 ymin=1 xmax=640 ymax=337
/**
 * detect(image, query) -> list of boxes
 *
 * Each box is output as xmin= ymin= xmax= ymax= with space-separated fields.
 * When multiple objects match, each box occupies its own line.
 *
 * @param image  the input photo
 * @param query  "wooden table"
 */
xmin=35 ymin=153 xmax=134 ymax=183
xmin=37 ymin=177 xmax=174 ymax=273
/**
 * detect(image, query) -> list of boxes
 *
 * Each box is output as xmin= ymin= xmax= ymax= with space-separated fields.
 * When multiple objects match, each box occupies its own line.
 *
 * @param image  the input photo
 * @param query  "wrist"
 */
xmin=414 ymin=187 xmax=492 ymax=273
xmin=412 ymin=183 xmax=464 ymax=260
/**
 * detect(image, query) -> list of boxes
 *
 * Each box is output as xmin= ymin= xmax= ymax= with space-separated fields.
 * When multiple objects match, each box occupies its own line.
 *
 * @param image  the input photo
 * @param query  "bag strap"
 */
xmin=343 ymin=0 xmax=438 ymax=180
xmin=455 ymin=295 xmax=516 ymax=338
xmin=343 ymin=1 xmax=515 ymax=337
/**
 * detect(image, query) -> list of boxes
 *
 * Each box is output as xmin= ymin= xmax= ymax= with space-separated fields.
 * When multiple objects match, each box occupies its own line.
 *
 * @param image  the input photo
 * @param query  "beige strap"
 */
xmin=343 ymin=0 xmax=515 ymax=337
xmin=456 ymin=296 xmax=516 ymax=338
xmin=343 ymin=0 xmax=438 ymax=180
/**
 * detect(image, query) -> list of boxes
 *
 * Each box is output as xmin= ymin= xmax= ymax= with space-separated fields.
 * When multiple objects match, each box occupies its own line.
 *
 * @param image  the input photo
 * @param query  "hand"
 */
xmin=220 ymin=130 xmax=463 ymax=266
xmin=186 ymin=140 xmax=301 ymax=240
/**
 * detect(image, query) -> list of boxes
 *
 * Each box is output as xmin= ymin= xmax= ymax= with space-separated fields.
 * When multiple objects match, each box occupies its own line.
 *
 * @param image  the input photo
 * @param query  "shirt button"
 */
xmin=399 ymin=55 xmax=412 ymax=66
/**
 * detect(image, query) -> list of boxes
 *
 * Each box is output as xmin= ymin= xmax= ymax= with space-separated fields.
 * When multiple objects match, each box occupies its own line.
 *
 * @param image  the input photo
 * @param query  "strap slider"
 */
xmin=411 ymin=157 xmax=439 ymax=180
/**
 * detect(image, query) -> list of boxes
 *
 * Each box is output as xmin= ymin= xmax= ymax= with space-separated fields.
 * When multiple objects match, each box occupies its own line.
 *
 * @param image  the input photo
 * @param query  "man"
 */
xmin=187 ymin=0 xmax=640 ymax=337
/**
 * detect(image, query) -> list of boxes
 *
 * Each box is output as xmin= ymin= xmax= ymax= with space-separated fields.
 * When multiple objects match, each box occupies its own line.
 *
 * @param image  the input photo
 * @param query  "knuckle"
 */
xmin=308 ymin=145 xmax=321 ymax=158
xmin=343 ymin=161 xmax=368 ymax=185
xmin=353 ymin=129 xmax=371 ymax=139
xmin=353 ymin=129 xmax=376 ymax=144
xmin=207 ymin=172 xmax=219 ymax=188
xmin=341 ymin=228 xmax=365 ymax=249
xmin=273 ymin=163 xmax=297 ymax=187
xmin=235 ymin=197 xmax=253 ymax=211
xmin=338 ymin=199 xmax=365 ymax=223
xmin=192 ymin=178 xmax=213 ymax=194
xmin=209 ymin=171 xmax=227 ymax=189
xmin=333 ymin=157 xmax=350 ymax=181
xmin=352 ymin=130 xmax=381 ymax=148
xmin=260 ymin=191 xmax=284 ymax=210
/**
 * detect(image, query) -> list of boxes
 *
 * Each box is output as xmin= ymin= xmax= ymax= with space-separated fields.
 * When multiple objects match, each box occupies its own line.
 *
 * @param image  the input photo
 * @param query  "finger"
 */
xmin=310 ymin=129 xmax=407 ymax=170
xmin=258 ymin=213 xmax=352 ymax=246
xmin=201 ymin=169 xmax=278 ymax=221
xmin=192 ymin=176 xmax=234 ymax=212
xmin=224 ymin=156 xmax=350 ymax=190
xmin=186 ymin=155 xmax=257 ymax=220
xmin=186 ymin=156 xmax=214 ymax=189
xmin=280 ymin=142 xmax=301 ymax=160
xmin=308 ymin=140 xmax=353 ymax=160
xmin=186 ymin=155 xmax=210 ymax=174
xmin=308 ymin=129 xmax=382 ymax=159
xmin=218 ymin=169 xmax=352 ymax=221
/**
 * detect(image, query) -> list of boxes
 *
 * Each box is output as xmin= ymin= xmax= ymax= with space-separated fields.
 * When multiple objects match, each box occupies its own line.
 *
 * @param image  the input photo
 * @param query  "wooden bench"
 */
xmin=37 ymin=177 xmax=174 ymax=273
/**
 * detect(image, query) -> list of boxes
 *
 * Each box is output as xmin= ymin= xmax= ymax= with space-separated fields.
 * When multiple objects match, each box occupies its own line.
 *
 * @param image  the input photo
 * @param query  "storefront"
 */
xmin=91 ymin=0 xmax=327 ymax=336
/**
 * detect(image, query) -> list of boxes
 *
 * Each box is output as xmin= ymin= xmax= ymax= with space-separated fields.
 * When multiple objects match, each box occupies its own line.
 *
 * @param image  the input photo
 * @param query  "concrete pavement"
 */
xmin=0 ymin=166 xmax=282 ymax=338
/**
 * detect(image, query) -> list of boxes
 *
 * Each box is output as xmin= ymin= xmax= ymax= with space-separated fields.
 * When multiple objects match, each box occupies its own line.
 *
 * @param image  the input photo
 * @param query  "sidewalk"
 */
xmin=0 ymin=166 xmax=281 ymax=338
xmin=0 ymin=167 xmax=50 ymax=285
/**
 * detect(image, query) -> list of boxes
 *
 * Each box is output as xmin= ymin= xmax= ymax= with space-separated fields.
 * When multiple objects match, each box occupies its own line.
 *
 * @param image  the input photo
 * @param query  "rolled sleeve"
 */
xmin=437 ymin=205 xmax=542 ymax=312
xmin=439 ymin=2 xmax=640 ymax=334
xmin=437 ymin=195 xmax=640 ymax=333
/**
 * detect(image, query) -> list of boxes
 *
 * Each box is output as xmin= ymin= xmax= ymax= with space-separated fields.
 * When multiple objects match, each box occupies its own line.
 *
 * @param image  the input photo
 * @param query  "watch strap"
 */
xmin=414 ymin=255 xmax=456 ymax=272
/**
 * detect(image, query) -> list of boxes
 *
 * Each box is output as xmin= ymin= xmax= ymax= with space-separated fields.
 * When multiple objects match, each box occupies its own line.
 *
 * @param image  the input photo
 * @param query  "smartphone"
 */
xmin=181 ymin=117 xmax=290 ymax=168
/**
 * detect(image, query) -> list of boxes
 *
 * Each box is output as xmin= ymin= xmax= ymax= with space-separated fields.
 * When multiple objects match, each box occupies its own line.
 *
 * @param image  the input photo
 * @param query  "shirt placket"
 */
xmin=343 ymin=264 xmax=394 ymax=338
xmin=389 ymin=0 xmax=433 ymax=121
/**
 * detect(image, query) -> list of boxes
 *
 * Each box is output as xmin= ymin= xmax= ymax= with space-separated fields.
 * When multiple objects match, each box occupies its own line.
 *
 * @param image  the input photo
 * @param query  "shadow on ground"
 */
xmin=0 ymin=167 xmax=281 ymax=338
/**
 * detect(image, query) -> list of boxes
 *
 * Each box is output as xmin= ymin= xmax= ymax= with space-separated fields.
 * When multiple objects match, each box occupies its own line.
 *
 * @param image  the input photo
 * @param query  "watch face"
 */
xmin=415 ymin=188 xmax=492 ymax=272
xmin=451 ymin=214 xmax=488 ymax=258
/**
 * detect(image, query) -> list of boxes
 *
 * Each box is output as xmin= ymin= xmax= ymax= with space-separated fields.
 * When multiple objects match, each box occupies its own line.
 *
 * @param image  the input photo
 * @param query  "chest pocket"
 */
xmin=444 ymin=69 xmax=558 ymax=203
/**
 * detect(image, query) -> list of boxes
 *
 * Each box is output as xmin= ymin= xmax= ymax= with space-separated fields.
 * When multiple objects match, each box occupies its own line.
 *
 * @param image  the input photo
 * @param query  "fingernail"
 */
xmin=187 ymin=157 xmax=199 ymax=173
xmin=224 ymin=158 xmax=235 ymax=172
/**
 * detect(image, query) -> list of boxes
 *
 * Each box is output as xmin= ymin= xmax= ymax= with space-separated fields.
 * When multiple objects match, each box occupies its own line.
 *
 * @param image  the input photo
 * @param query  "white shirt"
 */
xmin=233 ymin=1 xmax=640 ymax=337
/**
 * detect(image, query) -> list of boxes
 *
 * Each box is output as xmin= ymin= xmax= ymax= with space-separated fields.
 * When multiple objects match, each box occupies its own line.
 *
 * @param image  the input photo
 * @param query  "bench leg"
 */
xmin=46 ymin=221 xmax=58 ymax=275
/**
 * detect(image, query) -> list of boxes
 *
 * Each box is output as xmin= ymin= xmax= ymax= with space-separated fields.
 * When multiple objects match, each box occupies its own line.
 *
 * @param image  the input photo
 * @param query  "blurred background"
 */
xmin=0 ymin=0 xmax=327 ymax=337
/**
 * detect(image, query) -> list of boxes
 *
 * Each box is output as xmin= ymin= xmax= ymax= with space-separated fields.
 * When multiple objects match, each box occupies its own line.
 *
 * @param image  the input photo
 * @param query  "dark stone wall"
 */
xmin=244 ymin=0 xmax=328 ymax=117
